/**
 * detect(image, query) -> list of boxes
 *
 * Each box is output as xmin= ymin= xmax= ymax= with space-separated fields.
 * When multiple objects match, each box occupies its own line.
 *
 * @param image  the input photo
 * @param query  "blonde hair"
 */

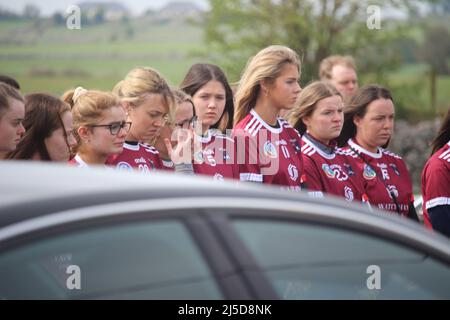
xmin=113 ymin=67 xmax=175 ymax=120
xmin=62 ymin=87 xmax=121 ymax=152
xmin=287 ymin=81 xmax=341 ymax=134
xmin=234 ymin=45 xmax=301 ymax=125
xmin=319 ymin=55 xmax=357 ymax=81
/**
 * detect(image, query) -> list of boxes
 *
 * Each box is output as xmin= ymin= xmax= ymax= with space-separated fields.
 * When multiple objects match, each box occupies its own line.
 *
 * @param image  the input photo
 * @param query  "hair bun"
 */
xmin=73 ymin=86 xmax=88 ymax=103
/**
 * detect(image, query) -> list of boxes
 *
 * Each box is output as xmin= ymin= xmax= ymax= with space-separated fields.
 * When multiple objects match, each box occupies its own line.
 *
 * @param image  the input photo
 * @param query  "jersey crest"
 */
xmin=363 ymin=164 xmax=377 ymax=180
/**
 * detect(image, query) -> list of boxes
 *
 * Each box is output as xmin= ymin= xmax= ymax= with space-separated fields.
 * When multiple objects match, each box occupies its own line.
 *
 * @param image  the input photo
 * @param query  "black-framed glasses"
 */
xmin=175 ymin=116 xmax=197 ymax=129
xmin=89 ymin=121 xmax=132 ymax=135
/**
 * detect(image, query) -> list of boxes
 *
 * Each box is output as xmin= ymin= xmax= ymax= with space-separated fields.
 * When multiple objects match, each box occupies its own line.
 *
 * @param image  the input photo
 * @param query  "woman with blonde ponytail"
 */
xmin=63 ymin=87 xmax=129 ymax=167
xmin=232 ymin=45 xmax=304 ymax=190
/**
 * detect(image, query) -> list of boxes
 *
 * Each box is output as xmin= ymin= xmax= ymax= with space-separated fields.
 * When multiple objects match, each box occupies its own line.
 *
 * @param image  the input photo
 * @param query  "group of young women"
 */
xmin=0 ymin=45 xmax=448 ymax=236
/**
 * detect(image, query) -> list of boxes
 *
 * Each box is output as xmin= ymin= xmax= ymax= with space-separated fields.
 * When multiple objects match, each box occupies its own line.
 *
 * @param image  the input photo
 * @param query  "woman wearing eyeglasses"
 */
xmin=62 ymin=87 xmax=129 ymax=167
xmin=179 ymin=63 xmax=239 ymax=181
xmin=107 ymin=67 xmax=193 ymax=173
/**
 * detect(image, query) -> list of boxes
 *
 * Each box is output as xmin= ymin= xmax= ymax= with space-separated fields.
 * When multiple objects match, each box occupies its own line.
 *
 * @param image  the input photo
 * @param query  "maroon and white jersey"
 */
xmin=106 ymin=141 xmax=163 ymax=173
xmin=232 ymin=109 xmax=304 ymax=191
xmin=421 ymin=141 xmax=450 ymax=228
xmin=342 ymin=139 xmax=414 ymax=216
xmin=301 ymin=134 xmax=367 ymax=203
xmin=193 ymin=129 xmax=239 ymax=181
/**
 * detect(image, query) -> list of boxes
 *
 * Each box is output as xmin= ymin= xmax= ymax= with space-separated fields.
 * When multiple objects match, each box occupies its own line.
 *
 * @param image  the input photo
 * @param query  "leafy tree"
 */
xmin=417 ymin=24 xmax=450 ymax=112
xmin=202 ymin=0 xmax=423 ymax=83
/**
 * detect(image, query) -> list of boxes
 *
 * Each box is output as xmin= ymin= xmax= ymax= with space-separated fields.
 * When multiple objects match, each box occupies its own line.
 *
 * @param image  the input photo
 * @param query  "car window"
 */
xmin=232 ymin=218 xmax=450 ymax=299
xmin=0 ymin=219 xmax=222 ymax=299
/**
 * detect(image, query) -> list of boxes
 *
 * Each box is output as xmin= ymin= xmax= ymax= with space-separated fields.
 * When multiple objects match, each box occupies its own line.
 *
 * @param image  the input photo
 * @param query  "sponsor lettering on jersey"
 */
xmin=134 ymin=157 xmax=147 ymax=164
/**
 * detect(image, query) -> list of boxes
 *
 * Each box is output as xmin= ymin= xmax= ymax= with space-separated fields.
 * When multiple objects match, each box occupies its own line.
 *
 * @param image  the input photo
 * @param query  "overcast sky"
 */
xmin=0 ymin=0 xmax=209 ymax=16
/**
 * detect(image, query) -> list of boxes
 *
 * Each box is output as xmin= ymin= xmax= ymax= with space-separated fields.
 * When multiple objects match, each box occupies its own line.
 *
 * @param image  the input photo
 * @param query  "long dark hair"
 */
xmin=179 ymin=63 xmax=234 ymax=132
xmin=8 ymin=93 xmax=71 ymax=160
xmin=338 ymin=84 xmax=393 ymax=147
xmin=431 ymin=106 xmax=450 ymax=155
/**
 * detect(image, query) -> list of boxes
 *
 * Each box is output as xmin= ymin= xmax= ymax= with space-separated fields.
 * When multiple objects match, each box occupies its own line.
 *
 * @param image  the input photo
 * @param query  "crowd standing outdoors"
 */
xmin=0 ymin=45 xmax=449 ymax=238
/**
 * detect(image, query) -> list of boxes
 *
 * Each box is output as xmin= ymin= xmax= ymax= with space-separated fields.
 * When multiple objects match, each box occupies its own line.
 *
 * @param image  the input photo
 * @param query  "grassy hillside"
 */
xmin=0 ymin=17 xmax=207 ymax=95
xmin=0 ymin=16 xmax=449 ymax=117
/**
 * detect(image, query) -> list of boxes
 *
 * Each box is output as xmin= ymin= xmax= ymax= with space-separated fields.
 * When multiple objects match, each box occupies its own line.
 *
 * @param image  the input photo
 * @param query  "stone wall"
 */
xmin=389 ymin=119 xmax=442 ymax=194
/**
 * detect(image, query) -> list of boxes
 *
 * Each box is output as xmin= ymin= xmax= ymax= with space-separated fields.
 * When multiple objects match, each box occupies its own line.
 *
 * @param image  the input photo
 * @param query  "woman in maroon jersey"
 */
xmin=287 ymin=81 xmax=368 ymax=205
xmin=338 ymin=84 xmax=418 ymax=220
xmin=0 ymin=83 xmax=25 ymax=159
xmin=108 ymin=67 xmax=193 ymax=174
xmin=421 ymin=107 xmax=450 ymax=236
xmin=232 ymin=45 xmax=304 ymax=190
xmin=62 ymin=87 xmax=129 ymax=167
xmin=179 ymin=63 xmax=239 ymax=181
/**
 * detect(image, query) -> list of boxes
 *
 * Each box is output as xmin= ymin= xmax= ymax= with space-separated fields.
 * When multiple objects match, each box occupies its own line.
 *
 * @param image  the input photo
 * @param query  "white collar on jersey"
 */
xmin=250 ymin=109 xmax=283 ymax=134
xmin=74 ymin=154 xmax=90 ymax=168
xmin=123 ymin=141 xmax=140 ymax=151
xmin=302 ymin=133 xmax=336 ymax=160
xmin=348 ymin=138 xmax=382 ymax=159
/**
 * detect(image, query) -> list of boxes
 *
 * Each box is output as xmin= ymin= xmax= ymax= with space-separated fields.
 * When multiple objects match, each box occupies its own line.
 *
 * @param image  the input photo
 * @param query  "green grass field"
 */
xmin=0 ymin=18 xmax=208 ymax=95
xmin=1 ymin=17 xmax=449 ymax=117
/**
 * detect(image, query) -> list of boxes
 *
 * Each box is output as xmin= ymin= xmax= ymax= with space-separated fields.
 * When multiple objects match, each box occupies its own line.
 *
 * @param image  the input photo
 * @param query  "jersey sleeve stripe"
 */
xmin=425 ymin=197 xmax=450 ymax=209
xmin=244 ymin=117 xmax=257 ymax=132
xmin=240 ymin=173 xmax=263 ymax=182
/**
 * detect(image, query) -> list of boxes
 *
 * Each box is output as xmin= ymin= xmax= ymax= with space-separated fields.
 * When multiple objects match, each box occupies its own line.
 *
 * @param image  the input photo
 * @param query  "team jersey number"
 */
xmin=138 ymin=164 xmax=151 ymax=173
